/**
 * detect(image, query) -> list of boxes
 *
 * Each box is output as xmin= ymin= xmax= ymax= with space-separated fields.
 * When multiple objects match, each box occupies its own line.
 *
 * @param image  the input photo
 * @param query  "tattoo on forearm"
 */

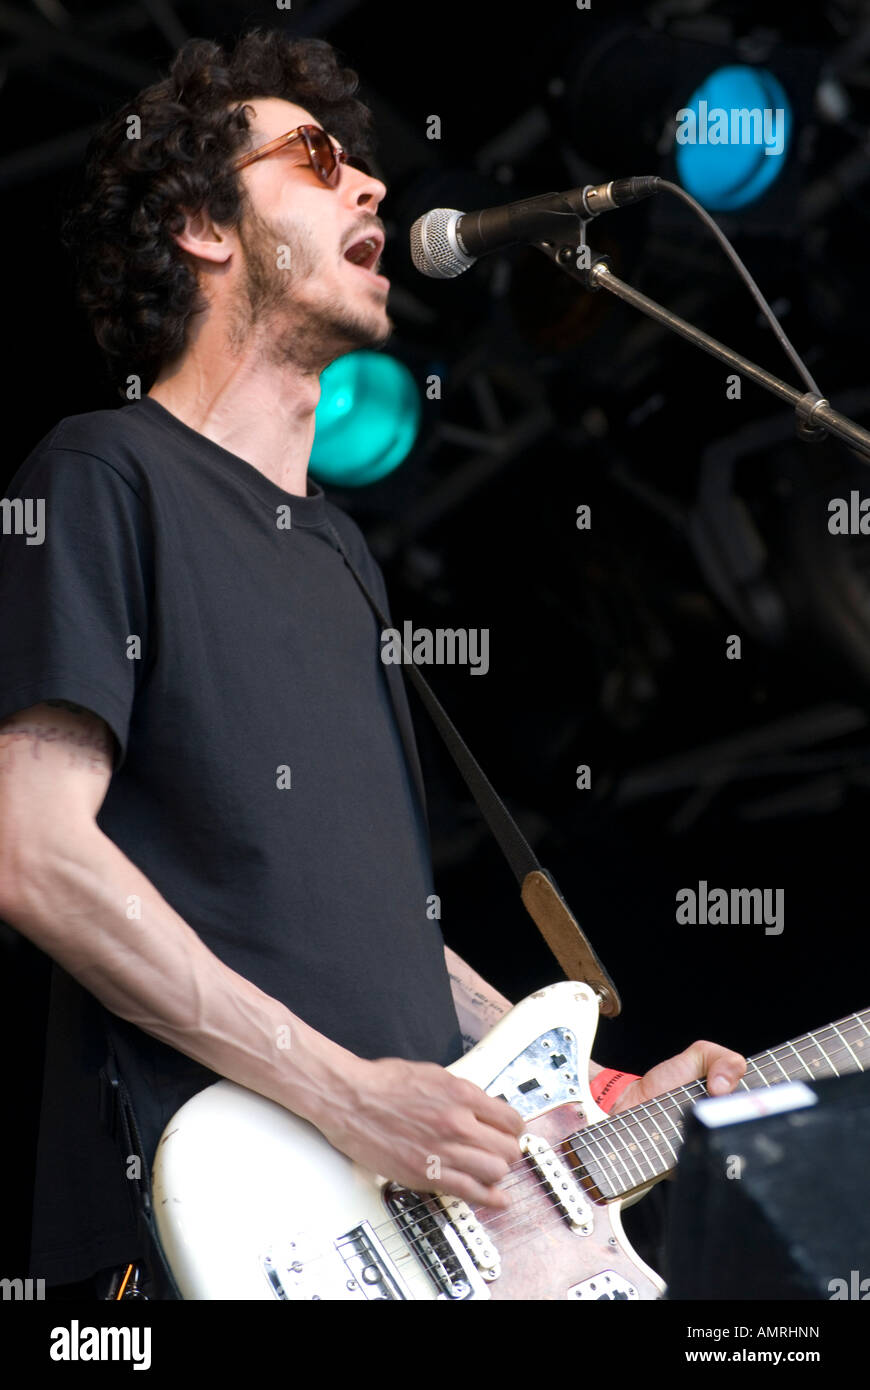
xmin=0 ymin=707 xmax=113 ymax=773
xmin=448 ymin=969 xmax=510 ymax=1048
xmin=448 ymin=972 xmax=508 ymax=1019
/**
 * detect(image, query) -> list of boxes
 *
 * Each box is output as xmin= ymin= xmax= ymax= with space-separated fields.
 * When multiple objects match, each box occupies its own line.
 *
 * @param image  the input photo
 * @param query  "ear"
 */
xmin=171 ymin=207 xmax=233 ymax=266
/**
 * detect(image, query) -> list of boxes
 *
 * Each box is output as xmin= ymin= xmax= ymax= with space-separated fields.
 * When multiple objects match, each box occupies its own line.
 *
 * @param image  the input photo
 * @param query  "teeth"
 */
xmin=346 ymin=236 xmax=377 ymax=266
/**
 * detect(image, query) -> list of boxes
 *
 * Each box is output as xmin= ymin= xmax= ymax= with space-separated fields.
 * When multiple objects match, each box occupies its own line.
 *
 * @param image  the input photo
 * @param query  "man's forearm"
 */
xmin=444 ymin=944 xmax=512 ymax=1049
xmin=3 ymin=822 xmax=361 ymax=1137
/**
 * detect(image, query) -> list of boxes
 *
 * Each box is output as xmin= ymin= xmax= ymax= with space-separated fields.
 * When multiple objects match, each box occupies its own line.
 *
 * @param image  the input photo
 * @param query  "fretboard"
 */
xmin=568 ymin=1008 xmax=870 ymax=1200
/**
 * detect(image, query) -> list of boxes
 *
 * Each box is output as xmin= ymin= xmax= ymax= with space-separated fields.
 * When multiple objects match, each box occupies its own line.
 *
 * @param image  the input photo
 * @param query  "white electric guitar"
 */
xmin=152 ymin=981 xmax=869 ymax=1300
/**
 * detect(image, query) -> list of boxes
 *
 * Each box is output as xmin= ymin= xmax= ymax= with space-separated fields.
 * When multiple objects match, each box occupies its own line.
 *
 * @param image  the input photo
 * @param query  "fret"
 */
xmin=740 ymin=1058 xmax=771 ymax=1089
xmin=599 ymin=1122 xmax=650 ymax=1189
xmin=846 ymin=1013 xmax=870 ymax=1069
xmin=830 ymin=1021 xmax=862 ymax=1071
xmin=574 ymin=1105 xmax=693 ymax=1200
xmin=592 ymin=1115 xmax=659 ymax=1188
xmin=573 ymin=1122 xmax=630 ymax=1195
xmin=571 ymin=1137 xmax=640 ymax=1201
xmin=574 ymin=1127 xmax=630 ymax=1200
xmin=782 ymin=1037 xmax=814 ymax=1079
xmin=640 ymin=1096 xmax=682 ymax=1165
xmin=570 ymin=1009 xmax=870 ymax=1202
xmin=745 ymin=1050 xmax=786 ymax=1087
xmin=844 ymin=1017 xmax=867 ymax=1067
xmin=571 ymin=1102 xmax=675 ymax=1199
xmin=617 ymin=1109 xmax=672 ymax=1185
xmin=764 ymin=1047 xmax=792 ymax=1082
xmin=807 ymin=1028 xmax=840 ymax=1077
xmin=740 ymin=1016 xmax=870 ymax=1085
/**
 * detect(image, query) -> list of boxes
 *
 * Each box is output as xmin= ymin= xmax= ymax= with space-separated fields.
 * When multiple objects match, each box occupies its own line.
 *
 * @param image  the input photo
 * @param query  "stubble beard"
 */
xmin=228 ymin=206 xmax=393 ymax=373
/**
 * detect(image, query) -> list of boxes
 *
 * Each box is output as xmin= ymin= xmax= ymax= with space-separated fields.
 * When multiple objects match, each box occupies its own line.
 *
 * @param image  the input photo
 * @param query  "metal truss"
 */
xmin=0 ymin=0 xmax=367 ymax=187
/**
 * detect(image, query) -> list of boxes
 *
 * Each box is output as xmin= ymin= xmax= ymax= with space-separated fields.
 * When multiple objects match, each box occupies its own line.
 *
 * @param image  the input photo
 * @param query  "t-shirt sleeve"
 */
xmin=0 ymin=447 xmax=153 ymax=769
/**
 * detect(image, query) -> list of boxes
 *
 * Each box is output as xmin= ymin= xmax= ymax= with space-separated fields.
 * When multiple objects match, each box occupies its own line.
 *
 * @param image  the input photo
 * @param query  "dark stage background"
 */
xmin=3 ymin=0 xmax=870 ymax=1295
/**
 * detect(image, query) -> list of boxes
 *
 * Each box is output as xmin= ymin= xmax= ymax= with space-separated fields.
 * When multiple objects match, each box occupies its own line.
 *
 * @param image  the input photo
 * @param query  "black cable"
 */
xmin=653 ymin=176 xmax=824 ymax=398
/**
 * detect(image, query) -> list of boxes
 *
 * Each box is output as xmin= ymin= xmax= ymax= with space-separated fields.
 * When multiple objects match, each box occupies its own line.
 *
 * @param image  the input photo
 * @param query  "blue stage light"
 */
xmin=309 ymin=351 xmax=422 ymax=487
xmin=675 ymin=66 xmax=792 ymax=211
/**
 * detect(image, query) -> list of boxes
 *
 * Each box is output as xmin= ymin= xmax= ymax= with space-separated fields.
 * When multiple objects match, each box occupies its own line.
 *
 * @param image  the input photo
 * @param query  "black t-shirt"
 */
xmin=0 ymin=396 xmax=462 ymax=1287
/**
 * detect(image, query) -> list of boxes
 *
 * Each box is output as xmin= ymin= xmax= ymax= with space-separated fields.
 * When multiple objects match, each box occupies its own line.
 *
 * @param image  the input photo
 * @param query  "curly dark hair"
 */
xmin=62 ymin=29 xmax=377 ymax=394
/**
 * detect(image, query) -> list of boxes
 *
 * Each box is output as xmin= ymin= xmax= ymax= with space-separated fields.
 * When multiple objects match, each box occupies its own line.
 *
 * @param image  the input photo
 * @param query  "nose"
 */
xmin=344 ymin=162 xmax=387 ymax=209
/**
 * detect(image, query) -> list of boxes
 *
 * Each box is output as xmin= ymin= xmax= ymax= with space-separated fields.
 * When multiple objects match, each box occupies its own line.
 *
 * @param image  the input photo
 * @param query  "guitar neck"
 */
xmin=570 ymin=1007 xmax=870 ymax=1200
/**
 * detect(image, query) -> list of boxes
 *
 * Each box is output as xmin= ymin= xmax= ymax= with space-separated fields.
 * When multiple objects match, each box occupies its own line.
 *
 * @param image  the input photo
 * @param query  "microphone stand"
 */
xmin=534 ymin=239 xmax=870 ymax=459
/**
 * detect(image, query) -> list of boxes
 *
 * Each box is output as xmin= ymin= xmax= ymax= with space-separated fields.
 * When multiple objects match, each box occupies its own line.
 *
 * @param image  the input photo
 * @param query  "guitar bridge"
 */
xmin=383 ymin=1185 xmax=490 ymax=1299
xmin=260 ymin=1219 xmax=410 ymax=1300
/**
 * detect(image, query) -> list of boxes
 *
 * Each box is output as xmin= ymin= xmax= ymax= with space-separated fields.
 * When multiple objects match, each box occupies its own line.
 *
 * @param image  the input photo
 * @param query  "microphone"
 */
xmin=409 ymin=177 xmax=660 ymax=279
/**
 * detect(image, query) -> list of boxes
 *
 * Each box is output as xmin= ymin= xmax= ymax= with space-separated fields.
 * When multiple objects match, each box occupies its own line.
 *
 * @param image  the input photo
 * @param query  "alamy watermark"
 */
xmin=676 ymin=881 xmax=784 ymax=934
xmin=828 ymin=491 xmax=870 ymax=534
xmin=50 ymin=1321 xmax=151 ymax=1370
xmin=675 ymin=102 xmax=786 ymax=157
xmin=1 ymin=1276 xmax=45 ymax=1299
xmin=828 ymin=1270 xmax=870 ymax=1299
xmin=381 ymin=622 xmax=489 ymax=675
xmin=0 ymin=497 xmax=44 ymax=545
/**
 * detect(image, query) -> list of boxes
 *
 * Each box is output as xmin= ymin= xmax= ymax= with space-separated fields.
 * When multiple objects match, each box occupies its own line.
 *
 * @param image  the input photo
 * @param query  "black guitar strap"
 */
xmin=97 ymin=1028 xmax=183 ymax=1299
xmin=324 ymin=518 xmax=621 ymax=1017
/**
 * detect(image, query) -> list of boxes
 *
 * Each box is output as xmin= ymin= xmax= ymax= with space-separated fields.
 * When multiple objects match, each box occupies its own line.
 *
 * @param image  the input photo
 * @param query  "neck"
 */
xmin=147 ymin=342 xmax=321 ymax=498
xmin=569 ymin=1007 xmax=870 ymax=1200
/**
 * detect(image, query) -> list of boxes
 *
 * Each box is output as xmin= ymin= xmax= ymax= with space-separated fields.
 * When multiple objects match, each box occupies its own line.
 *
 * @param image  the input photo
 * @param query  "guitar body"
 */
xmin=152 ymin=982 xmax=665 ymax=1300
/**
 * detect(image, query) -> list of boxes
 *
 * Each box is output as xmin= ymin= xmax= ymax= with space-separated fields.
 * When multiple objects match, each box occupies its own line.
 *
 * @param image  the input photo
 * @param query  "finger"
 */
xmin=434 ymin=1167 xmax=513 ymax=1210
xmin=628 ymin=1045 xmax=741 ymax=1103
xmin=437 ymin=1140 xmax=517 ymax=1190
xmin=706 ymin=1057 xmax=747 ymax=1094
xmin=450 ymin=1116 xmax=524 ymax=1169
xmin=686 ymin=1041 xmax=747 ymax=1094
xmin=468 ymin=1090 xmax=526 ymax=1136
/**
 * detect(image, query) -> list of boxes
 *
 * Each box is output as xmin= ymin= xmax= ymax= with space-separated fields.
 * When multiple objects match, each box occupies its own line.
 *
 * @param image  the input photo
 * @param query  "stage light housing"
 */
xmin=309 ymin=351 xmax=422 ymax=486
xmin=674 ymin=65 xmax=792 ymax=211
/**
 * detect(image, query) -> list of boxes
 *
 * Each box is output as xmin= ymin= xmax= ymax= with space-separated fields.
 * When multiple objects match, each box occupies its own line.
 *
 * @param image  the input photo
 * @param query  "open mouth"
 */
xmin=343 ymin=233 xmax=387 ymax=280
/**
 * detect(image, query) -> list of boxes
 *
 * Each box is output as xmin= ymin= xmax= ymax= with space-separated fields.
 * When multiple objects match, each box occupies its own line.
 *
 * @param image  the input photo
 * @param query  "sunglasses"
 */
xmin=231 ymin=124 xmax=372 ymax=187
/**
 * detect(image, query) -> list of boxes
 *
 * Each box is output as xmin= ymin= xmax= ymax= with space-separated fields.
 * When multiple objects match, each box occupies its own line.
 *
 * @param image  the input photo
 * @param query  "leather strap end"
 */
xmin=520 ymin=868 xmax=621 ymax=1016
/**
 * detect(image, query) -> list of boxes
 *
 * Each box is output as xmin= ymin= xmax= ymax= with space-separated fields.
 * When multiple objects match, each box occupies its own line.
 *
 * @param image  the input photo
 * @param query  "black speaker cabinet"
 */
xmin=665 ymin=1071 xmax=870 ymax=1299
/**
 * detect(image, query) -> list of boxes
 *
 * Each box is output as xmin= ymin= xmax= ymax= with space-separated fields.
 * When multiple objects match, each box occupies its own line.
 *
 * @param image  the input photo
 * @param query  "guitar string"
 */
xmin=365 ymin=1017 xmax=870 ymax=1244
xmin=279 ymin=1017 xmax=869 ymax=1275
xmin=343 ymin=1017 xmax=870 ymax=1261
xmin=286 ymin=1020 xmax=870 ymax=1289
xmin=329 ymin=1069 xmax=841 ymax=1290
xmin=333 ymin=1126 xmax=689 ymax=1284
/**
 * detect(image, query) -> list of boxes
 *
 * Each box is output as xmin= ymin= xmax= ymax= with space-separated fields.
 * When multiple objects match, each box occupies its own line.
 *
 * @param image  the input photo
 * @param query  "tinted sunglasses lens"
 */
xmin=304 ymin=127 xmax=339 ymax=185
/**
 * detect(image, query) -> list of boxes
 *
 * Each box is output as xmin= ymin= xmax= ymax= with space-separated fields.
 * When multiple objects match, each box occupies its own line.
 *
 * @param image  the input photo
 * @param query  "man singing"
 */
xmin=0 ymin=29 xmax=744 ymax=1298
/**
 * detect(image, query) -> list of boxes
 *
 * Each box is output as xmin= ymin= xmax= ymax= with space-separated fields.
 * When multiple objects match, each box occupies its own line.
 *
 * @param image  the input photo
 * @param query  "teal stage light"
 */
xmin=675 ymin=66 xmax=792 ymax=211
xmin=309 ymin=351 xmax=422 ymax=487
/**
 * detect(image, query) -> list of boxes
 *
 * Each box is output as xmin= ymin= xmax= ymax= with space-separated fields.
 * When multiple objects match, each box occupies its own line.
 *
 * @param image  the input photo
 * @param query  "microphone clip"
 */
xmin=538 ymin=238 xmax=612 ymax=290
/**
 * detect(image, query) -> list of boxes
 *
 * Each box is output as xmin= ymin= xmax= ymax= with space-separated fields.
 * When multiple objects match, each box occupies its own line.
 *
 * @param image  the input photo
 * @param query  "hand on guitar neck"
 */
xmin=608 ymin=1039 xmax=748 ymax=1117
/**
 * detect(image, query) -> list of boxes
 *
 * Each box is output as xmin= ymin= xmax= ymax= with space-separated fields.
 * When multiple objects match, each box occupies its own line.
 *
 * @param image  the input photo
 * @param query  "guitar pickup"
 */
xmin=435 ymin=1195 xmax=501 ymax=1280
xmin=521 ymin=1133 xmax=594 ymax=1233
